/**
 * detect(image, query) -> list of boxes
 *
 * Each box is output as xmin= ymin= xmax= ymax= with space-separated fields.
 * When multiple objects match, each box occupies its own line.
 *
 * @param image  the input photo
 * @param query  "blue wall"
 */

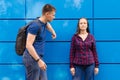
xmin=0 ymin=0 xmax=120 ymax=80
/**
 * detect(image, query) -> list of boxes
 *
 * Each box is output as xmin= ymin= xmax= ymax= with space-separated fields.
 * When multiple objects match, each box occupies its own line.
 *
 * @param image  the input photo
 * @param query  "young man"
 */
xmin=23 ymin=4 xmax=56 ymax=80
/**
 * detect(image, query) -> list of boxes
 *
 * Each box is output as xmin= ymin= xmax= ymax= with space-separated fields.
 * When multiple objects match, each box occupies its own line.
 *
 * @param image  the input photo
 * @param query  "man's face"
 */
xmin=46 ymin=11 xmax=55 ymax=22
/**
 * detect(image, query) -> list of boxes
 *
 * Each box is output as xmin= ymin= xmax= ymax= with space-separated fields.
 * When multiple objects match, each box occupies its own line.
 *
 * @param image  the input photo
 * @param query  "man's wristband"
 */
xmin=36 ymin=58 xmax=40 ymax=62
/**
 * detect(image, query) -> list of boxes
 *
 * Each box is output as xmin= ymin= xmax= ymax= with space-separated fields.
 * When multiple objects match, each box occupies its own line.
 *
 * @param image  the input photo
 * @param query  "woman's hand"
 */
xmin=70 ymin=67 xmax=75 ymax=76
xmin=94 ymin=67 xmax=99 ymax=75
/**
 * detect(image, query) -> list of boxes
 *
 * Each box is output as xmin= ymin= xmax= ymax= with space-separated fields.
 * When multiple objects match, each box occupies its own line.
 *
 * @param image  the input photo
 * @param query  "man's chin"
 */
xmin=47 ymin=20 xmax=53 ymax=22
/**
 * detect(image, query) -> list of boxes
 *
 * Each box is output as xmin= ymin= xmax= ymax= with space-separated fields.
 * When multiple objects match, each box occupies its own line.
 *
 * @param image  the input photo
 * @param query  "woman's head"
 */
xmin=76 ymin=18 xmax=90 ymax=34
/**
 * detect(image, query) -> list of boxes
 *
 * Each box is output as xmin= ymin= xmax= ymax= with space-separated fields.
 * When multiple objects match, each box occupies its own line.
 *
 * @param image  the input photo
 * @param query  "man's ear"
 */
xmin=45 ymin=12 xmax=49 ymax=16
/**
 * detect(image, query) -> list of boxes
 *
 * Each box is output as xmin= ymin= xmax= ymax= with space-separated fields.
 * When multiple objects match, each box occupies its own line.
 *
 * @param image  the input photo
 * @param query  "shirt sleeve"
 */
xmin=91 ymin=35 xmax=99 ymax=68
xmin=27 ymin=22 xmax=39 ymax=35
xmin=70 ymin=35 xmax=76 ymax=68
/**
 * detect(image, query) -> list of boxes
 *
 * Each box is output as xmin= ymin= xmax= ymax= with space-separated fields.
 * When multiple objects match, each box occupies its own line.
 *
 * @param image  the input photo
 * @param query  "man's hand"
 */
xmin=38 ymin=59 xmax=47 ymax=71
xmin=52 ymin=32 xmax=56 ymax=39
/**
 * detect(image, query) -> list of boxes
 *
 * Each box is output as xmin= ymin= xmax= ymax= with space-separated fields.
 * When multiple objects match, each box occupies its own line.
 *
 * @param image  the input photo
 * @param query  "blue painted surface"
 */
xmin=0 ymin=0 xmax=25 ymax=18
xmin=0 ymin=20 xmax=25 ymax=41
xmin=47 ymin=64 xmax=72 ymax=80
xmin=44 ymin=42 xmax=70 ymax=63
xmin=26 ymin=0 xmax=93 ymax=18
xmin=0 ymin=65 xmax=25 ymax=80
xmin=95 ymin=64 xmax=120 ymax=80
xmin=94 ymin=20 xmax=120 ymax=40
xmin=0 ymin=0 xmax=120 ymax=80
xmin=94 ymin=0 xmax=120 ymax=18
xmin=0 ymin=43 xmax=22 ymax=63
xmin=97 ymin=42 xmax=120 ymax=63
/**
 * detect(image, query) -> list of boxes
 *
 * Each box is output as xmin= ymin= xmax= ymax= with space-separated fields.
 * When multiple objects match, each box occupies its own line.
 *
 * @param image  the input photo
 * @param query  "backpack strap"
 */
xmin=34 ymin=19 xmax=42 ymax=35
xmin=25 ymin=17 xmax=40 ymax=28
xmin=25 ymin=18 xmax=42 ymax=35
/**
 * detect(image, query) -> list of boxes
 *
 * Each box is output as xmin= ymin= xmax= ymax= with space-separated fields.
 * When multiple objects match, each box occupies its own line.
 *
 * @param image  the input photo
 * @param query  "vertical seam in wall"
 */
xmin=24 ymin=0 xmax=27 ymax=79
xmin=25 ymin=0 xmax=27 ymax=24
xmin=92 ymin=0 xmax=94 ymax=79
xmin=92 ymin=0 xmax=94 ymax=35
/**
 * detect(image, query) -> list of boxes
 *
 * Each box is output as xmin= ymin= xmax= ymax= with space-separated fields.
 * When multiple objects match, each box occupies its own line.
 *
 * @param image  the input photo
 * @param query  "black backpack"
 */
xmin=15 ymin=19 xmax=41 ymax=56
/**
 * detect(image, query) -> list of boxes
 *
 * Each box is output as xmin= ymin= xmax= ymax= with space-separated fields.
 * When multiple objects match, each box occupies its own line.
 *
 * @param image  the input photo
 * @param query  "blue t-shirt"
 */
xmin=25 ymin=20 xmax=47 ymax=56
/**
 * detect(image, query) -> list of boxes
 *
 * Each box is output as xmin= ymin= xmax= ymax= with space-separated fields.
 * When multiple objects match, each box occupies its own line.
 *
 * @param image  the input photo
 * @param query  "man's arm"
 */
xmin=46 ymin=22 xmax=56 ymax=39
xmin=26 ymin=33 xmax=47 ymax=71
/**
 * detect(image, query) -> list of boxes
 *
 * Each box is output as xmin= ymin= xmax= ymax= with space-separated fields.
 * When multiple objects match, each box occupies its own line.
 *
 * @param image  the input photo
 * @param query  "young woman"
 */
xmin=70 ymin=18 xmax=99 ymax=80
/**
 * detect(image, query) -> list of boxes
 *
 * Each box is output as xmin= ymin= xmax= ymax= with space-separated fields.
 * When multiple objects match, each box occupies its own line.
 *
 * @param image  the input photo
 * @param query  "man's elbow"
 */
xmin=26 ymin=43 xmax=32 ymax=49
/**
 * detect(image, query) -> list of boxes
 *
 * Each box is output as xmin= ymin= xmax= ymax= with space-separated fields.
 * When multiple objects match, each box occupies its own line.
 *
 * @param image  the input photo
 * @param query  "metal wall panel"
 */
xmin=94 ymin=20 xmax=120 ymax=40
xmin=26 ymin=0 xmax=93 ymax=18
xmin=0 ymin=0 xmax=25 ymax=18
xmin=0 ymin=20 xmax=25 ymax=41
xmin=0 ymin=65 xmax=25 ymax=80
xmin=95 ymin=64 xmax=120 ymax=80
xmin=97 ymin=42 xmax=120 ymax=63
xmin=94 ymin=0 xmax=120 ymax=18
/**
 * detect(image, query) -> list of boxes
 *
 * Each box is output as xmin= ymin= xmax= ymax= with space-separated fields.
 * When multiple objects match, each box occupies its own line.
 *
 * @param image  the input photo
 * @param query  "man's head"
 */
xmin=42 ymin=4 xmax=56 ymax=22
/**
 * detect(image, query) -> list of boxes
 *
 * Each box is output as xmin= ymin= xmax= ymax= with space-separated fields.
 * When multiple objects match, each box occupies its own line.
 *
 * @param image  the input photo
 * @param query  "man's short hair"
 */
xmin=42 ymin=4 xmax=56 ymax=15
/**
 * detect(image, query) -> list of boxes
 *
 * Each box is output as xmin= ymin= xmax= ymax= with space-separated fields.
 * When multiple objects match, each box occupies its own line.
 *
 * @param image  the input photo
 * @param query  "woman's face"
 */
xmin=79 ymin=18 xmax=88 ymax=30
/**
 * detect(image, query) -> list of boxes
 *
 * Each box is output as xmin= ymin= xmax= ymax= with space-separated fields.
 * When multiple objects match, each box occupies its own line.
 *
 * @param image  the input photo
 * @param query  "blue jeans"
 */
xmin=23 ymin=52 xmax=47 ymax=80
xmin=72 ymin=64 xmax=94 ymax=80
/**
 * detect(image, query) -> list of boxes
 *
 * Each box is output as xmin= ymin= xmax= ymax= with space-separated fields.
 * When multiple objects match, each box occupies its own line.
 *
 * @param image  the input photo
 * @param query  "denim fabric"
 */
xmin=23 ymin=52 xmax=47 ymax=80
xmin=72 ymin=64 xmax=94 ymax=80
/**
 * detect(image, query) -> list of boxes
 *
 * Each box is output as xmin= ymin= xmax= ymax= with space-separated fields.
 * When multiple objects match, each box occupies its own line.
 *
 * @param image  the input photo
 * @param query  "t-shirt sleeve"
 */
xmin=27 ymin=22 xmax=39 ymax=35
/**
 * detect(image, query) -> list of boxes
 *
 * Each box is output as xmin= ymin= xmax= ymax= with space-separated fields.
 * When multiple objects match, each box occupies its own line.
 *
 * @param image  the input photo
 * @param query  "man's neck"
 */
xmin=39 ymin=16 xmax=47 ymax=23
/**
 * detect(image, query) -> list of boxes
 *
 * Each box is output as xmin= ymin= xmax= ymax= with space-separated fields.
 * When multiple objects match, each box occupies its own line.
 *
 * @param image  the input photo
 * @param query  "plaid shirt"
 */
xmin=70 ymin=33 xmax=99 ymax=68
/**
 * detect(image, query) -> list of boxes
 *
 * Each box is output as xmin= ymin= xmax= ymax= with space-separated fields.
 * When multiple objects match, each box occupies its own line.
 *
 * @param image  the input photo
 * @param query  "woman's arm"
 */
xmin=70 ymin=36 xmax=76 ymax=76
xmin=70 ymin=36 xmax=76 ymax=68
xmin=92 ymin=36 xmax=99 ymax=68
